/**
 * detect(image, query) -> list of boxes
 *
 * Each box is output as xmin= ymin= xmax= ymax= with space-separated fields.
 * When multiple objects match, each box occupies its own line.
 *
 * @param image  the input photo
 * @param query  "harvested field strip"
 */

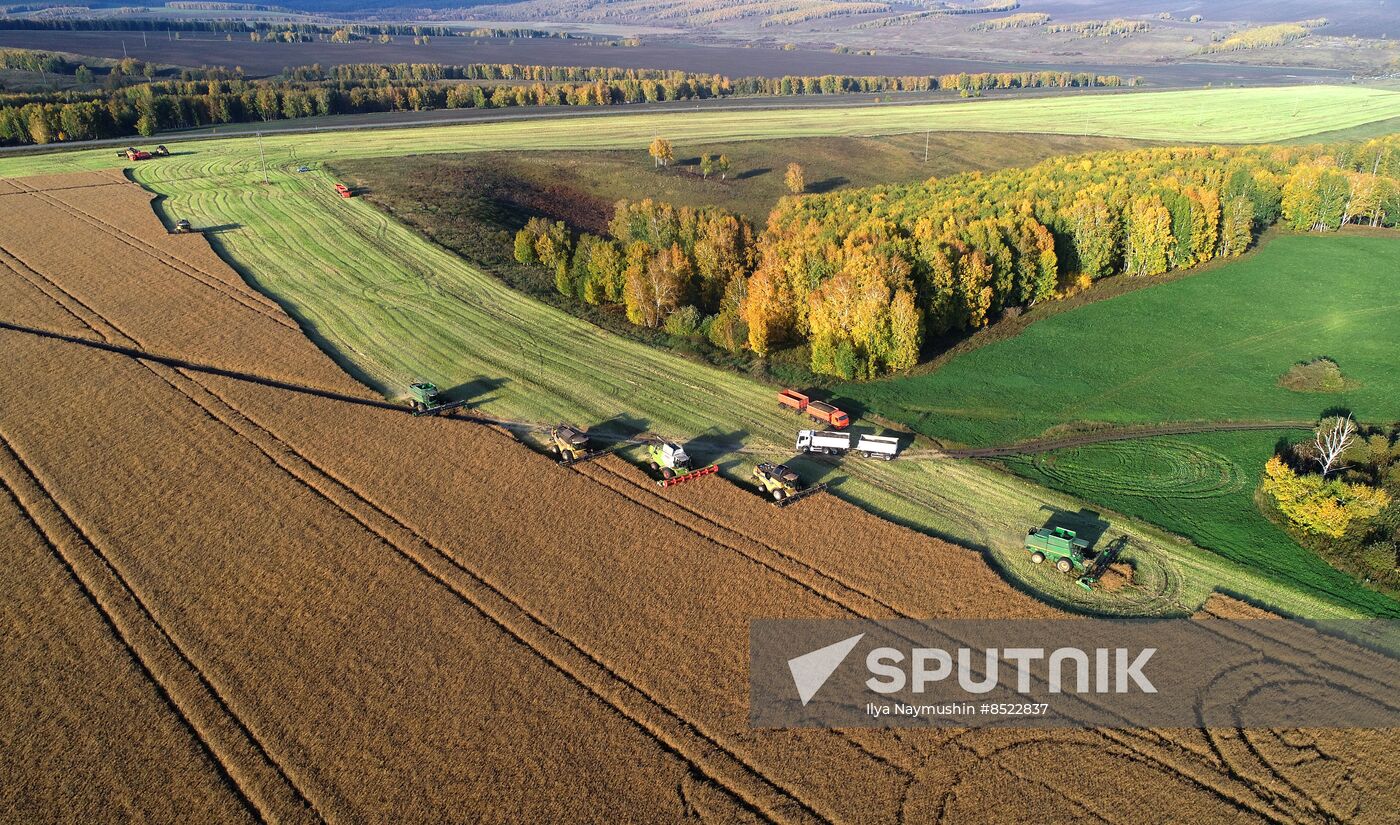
xmin=0 ymin=247 xmax=818 ymax=823
xmin=7 ymin=178 xmax=297 ymax=332
xmin=0 ymin=320 xmax=400 ymax=412
xmin=0 ymin=430 xmax=319 ymax=825
xmin=6 ymin=86 xmax=1400 ymax=182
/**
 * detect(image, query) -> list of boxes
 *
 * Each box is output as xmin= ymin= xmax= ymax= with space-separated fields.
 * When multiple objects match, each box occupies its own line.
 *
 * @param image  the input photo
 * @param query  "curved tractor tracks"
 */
xmin=574 ymin=459 xmax=1354 ymax=824
xmin=0 ymin=218 xmax=826 ymax=824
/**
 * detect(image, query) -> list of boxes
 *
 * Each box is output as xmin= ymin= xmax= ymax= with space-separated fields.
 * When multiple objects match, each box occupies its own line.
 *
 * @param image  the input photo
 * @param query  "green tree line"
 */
xmin=0 ymin=59 xmax=1124 ymax=146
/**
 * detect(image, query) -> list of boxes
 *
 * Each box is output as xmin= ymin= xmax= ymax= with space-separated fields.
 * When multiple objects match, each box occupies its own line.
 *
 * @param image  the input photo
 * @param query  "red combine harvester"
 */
xmin=334 ymin=183 xmax=354 ymax=198
xmin=777 ymin=389 xmax=849 ymax=429
xmin=116 ymin=147 xmax=153 ymax=161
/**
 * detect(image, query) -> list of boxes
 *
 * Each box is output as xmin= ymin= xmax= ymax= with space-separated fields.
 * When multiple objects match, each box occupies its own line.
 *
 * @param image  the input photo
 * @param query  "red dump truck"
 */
xmin=777 ymin=389 xmax=850 ymax=429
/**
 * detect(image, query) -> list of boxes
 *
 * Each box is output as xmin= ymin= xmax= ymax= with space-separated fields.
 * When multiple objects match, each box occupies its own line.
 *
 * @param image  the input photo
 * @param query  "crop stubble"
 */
xmin=0 ymin=173 xmax=1394 ymax=822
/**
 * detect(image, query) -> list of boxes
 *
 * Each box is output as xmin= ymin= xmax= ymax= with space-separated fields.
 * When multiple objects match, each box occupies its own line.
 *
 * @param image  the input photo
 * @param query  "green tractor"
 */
xmin=407 ymin=382 xmax=440 ymax=412
xmin=1025 ymin=526 xmax=1098 ymax=590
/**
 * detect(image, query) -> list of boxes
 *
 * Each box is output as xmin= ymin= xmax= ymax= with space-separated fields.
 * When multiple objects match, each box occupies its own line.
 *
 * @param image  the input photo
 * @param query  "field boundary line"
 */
xmin=0 ymin=429 xmax=320 ymax=825
xmin=171 ymin=373 xmax=829 ymax=825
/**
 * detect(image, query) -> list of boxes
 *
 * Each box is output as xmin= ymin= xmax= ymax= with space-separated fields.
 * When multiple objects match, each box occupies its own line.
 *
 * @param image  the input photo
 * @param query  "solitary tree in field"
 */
xmin=649 ymin=137 xmax=673 ymax=168
xmin=716 ymin=154 xmax=731 ymax=180
xmin=700 ymin=153 xmax=715 ymax=179
xmin=1314 ymin=415 xmax=1358 ymax=477
xmin=785 ymin=162 xmax=806 ymax=195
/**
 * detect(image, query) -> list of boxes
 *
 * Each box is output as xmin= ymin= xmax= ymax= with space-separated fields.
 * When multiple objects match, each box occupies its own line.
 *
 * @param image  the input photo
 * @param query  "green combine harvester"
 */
xmin=1025 ymin=526 xmax=1099 ymax=590
xmin=752 ymin=462 xmax=825 ymax=508
xmin=406 ymin=382 xmax=473 ymax=417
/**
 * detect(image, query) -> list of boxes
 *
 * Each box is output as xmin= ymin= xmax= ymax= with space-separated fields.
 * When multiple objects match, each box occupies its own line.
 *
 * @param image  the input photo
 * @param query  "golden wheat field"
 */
xmin=1 ymin=173 xmax=1395 ymax=823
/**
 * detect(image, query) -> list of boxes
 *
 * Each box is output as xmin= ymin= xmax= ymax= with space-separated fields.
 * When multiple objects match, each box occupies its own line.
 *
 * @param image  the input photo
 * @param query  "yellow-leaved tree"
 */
xmin=1262 ymin=456 xmax=1391 ymax=538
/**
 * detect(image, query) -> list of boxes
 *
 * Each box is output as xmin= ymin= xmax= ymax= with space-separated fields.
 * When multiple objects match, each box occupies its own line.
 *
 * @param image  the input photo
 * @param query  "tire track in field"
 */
xmin=579 ymin=461 xmax=1307 ymax=823
xmin=19 ymin=175 xmax=293 ymax=319
xmin=0 ymin=250 xmax=331 ymax=823
xmin=0 ymin=232 xmax=824 ymax=824
xmin=172 ymin=375 xmax=825 ymax=825
xmin=0 ymin=470 xmax=268 ymax=825
xmin=7 ymin=179 xmax=299 ymax=332
xmin=913 ymin=420 xmax=1315 ymax=460
xmin=0 ymin=430 xmax=317 ymax=825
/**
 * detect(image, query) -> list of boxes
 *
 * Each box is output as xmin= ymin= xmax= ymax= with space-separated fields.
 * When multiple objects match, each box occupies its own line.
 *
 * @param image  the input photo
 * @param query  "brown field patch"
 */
xmin=1 ymin=172 xmax=1395 ymax=823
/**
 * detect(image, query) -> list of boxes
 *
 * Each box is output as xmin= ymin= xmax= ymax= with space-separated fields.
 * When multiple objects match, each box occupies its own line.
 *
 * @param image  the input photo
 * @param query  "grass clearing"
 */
xmin=846 ymin=234 xmax=1400 ymax=448
xmin=1000 ymin=430 xmax=1399 ymax=614
xmin=849 ymin=234 xmax=1400 ymax=614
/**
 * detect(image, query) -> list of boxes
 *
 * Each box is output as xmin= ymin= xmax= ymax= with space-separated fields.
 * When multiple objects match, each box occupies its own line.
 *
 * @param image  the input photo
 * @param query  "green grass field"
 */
xmin=4 ymin=86 xmax=1397 ymax=620
xmin=848 ymin=233 xmax=1400 ymax=615
xmin=1001 ymin=431 xmax=1398 ymax=614
xmin=2 ymin=84 xmax=1400 ymax=180
xmin=846 ymin=234 xmax=1400 ymax=448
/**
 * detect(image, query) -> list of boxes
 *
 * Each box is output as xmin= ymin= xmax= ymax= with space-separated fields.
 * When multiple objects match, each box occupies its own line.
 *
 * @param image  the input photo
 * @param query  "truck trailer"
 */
xmin=777 ymin=389 xmax=850 ymax=429
xmin=795 ymin=430 xmax=899 ymax=460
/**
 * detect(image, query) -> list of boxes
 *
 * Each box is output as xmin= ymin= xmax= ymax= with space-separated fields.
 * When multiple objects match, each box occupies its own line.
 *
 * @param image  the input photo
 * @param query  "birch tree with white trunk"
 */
xmin=1314 ymin=415 xmax=1357 ymax=477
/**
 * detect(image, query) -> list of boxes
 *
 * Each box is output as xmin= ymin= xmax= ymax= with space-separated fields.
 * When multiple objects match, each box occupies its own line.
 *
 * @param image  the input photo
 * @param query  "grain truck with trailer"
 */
xmin=777 ymin=389 xmax=850 ymax=429
xmin=795 ymin=430 xmax=900 ymax=459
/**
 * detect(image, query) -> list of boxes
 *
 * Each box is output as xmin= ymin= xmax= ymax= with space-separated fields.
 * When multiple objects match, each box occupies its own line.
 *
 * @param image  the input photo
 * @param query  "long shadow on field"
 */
xmin=1038 ymin=506 xmax=1111 ymax=552
xmin=444 ymin=376 xmax=508 ymax=405
xmin=806 ymin=176 xmax=848 ymax=194
xmin=734 ymin=167 xmax=770 ymax=180
xmin=590 ymin=412 xmax=650 ymax=442
xmin=681 ymin=428 xmax=750 ymax=467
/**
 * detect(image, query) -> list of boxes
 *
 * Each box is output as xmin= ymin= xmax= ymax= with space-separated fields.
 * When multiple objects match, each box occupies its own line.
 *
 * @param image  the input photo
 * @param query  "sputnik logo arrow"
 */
xmin=788 ymin=633 xmax=865 ymax=706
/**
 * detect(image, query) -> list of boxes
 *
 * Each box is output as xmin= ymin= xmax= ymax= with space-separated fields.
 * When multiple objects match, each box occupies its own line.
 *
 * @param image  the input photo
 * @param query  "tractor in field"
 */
xmin=173 ymin=219 xmax=193 ymax=233
xmin=753 ymin=462 xmax=826 ymax=507
xmin=1025 ymin=526 xmax=1099 ymax=590
xmin=335 ymin=183 xmax=354 ymax=199
xmin=117 ymin=147 xmax=153 ymax=161
xmin=154 ymin=145 xmax=170 ymax=156
xmin=645 ymin=438 xmax=718 ymax=487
